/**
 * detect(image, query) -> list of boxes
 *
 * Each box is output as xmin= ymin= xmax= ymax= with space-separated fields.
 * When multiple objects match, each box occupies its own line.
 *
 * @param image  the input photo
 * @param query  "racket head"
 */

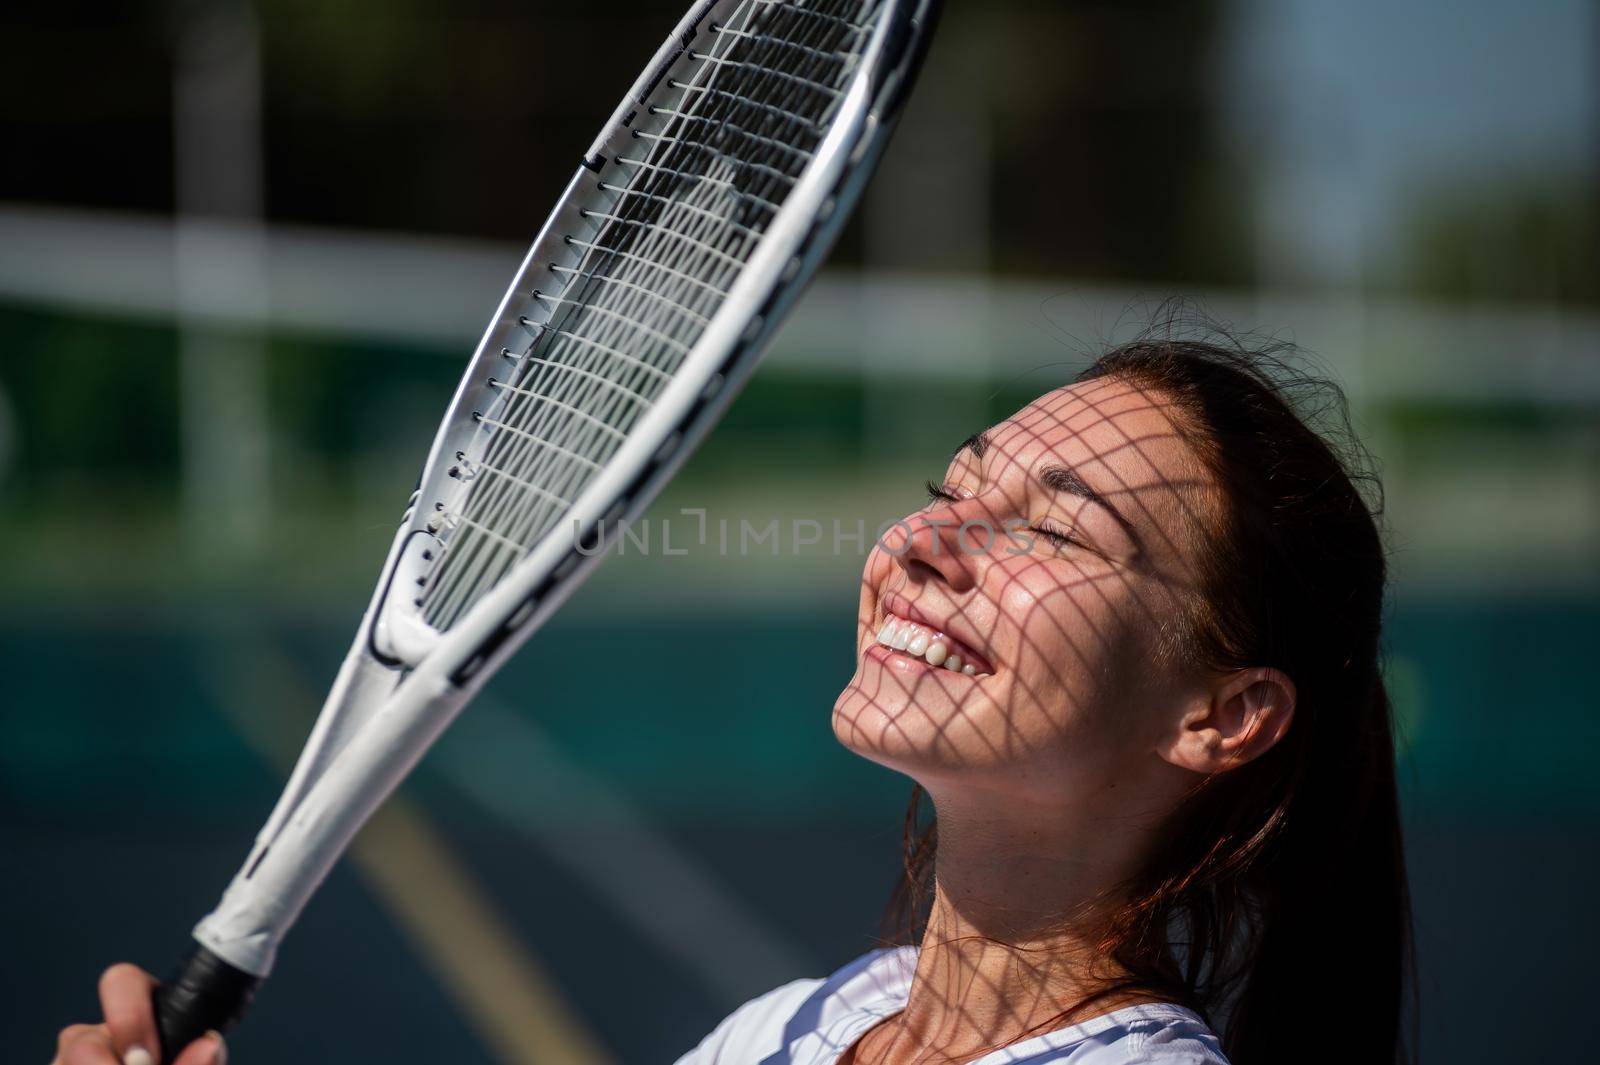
xmin=368 ymin=0 xmax=943 ymax=684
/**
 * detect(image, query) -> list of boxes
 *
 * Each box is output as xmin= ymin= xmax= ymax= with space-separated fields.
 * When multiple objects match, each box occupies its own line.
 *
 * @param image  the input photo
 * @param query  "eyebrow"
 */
xmin=1038 ymin=464 xmax=1138 ymax=541
xmin=956 ymin=431 xmax=1138 ymax=544
xmin=954 ymin=431 xmax=989 ymax=460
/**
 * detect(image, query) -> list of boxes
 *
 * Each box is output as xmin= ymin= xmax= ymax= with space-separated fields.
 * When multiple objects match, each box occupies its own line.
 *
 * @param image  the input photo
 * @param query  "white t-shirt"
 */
xmin=675 ymin=946 xmax=1229 ymax=1065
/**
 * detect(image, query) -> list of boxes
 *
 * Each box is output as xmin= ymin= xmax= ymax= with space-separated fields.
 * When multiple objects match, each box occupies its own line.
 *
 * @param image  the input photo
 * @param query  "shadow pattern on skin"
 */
xmin=826 ymin=323 xmax=1408 ymax=1065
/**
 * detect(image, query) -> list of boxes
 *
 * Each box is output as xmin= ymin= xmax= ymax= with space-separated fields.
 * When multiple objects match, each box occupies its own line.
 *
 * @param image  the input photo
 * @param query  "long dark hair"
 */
xmin=885 ymin=332 xmax=1416 ymax=1064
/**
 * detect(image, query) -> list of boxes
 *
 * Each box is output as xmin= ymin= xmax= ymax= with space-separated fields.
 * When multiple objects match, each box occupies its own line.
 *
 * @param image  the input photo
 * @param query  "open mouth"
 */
xmin=871 ymin=609 xmax=994 ymax=678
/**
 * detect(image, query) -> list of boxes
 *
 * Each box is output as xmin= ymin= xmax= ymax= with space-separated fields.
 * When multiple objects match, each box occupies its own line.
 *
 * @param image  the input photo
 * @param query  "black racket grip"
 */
xmin=153 ymin=945 xmax=263 ymax=1061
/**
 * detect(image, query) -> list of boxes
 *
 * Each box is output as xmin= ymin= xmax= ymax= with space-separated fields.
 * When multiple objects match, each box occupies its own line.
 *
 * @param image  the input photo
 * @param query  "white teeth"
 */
xmin=874 ymin=612 xmax=991 ymax=677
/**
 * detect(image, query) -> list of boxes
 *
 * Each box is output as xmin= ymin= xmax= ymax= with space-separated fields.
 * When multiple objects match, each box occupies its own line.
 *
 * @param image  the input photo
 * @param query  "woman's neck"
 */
xmin=860 ymin=793 xmax=1163 ymax=1064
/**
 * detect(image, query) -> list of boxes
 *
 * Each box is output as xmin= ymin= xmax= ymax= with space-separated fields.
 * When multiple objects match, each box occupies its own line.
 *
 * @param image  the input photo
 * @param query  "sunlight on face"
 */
xmin=832 ymin=375 xmax=1219 ymax=806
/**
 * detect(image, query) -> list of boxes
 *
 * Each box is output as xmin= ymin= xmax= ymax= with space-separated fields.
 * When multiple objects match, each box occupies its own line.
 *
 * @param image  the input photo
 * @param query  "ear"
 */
xmin=1158 ymin=667 xmax=1296 ymax=774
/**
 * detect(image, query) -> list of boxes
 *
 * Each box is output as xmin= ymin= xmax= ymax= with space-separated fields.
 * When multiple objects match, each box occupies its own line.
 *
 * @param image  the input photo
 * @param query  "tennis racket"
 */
xmin=149 ymin=0 xmax=941 ymax=1056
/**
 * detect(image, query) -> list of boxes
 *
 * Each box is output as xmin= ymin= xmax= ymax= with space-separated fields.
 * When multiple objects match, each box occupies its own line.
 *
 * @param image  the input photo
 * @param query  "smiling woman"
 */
xmin=679 ymin=334 xmax=1413 ymax=1065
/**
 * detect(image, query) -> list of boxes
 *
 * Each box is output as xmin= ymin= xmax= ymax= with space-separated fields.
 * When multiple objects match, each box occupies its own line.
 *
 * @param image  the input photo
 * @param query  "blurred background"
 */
xmin=3 ymin=0 xmax=1596 ymax=1061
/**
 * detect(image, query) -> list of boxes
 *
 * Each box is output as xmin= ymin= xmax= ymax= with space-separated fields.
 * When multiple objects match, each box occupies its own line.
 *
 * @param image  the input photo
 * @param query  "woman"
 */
xmin=56 ymin=335 xmax=1414 ymax=1065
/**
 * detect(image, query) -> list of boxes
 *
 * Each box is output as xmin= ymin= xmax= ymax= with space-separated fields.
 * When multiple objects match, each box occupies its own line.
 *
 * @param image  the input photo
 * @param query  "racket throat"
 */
xmin=374 ymin=607 xmax=443 ymax=664
xmin=372 ymin=530 xmax=447 ymax=664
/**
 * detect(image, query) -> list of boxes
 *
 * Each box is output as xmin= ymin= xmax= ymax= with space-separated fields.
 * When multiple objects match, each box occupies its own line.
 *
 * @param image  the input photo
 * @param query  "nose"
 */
xmin=884 ymin=502 xmax=993 ymax=592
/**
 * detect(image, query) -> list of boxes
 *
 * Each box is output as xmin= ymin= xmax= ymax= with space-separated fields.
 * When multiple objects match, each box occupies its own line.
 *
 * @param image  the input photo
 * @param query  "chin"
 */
xmin=830 ymin=666 xmax=998 ymax=780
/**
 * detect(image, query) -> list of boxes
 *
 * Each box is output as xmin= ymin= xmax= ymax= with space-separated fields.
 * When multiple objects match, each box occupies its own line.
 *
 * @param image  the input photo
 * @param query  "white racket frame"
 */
xmin=191 ymin=0 xmax=940 ymax=977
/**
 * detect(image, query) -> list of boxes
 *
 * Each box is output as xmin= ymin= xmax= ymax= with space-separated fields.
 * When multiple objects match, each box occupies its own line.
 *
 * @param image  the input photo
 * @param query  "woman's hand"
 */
xmin=52 ymin=964 xmax=226 ymax=1065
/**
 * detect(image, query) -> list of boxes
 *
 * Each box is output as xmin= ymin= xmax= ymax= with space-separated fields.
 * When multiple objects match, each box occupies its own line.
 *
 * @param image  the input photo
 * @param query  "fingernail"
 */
xmin=124 ymin=1048 xmax=155 ymax=1065
xmin=208 ymin=1030 xmax=228 ymax=1065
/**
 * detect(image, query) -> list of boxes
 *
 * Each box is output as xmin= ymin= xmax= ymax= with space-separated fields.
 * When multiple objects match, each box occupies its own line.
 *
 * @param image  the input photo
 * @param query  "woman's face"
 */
xmin=833 ymin=375 xmax=1220 ymax=808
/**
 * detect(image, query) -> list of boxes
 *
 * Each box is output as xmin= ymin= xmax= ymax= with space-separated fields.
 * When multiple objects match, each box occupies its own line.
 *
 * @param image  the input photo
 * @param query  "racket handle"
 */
xmin=153 ymin=945 xmax=263 ymax=1061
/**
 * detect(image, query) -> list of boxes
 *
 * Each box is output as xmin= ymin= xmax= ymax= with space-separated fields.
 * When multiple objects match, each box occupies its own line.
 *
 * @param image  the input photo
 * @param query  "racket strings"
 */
xmin=547 ymin=262 xmax=715 ymax=328
xmin=530 ymin=292 xmax=696 ymax=357
xmin=611 ymin=155 xmax=788 ymax=217
xmin=639 ymin=110 xmax=817 ymax=167
xmin=422 ymin=0 xmax=884 ymax=630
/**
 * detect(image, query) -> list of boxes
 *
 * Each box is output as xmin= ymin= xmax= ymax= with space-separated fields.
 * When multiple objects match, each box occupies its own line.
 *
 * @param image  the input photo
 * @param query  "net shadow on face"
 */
xmin=835 ymin=374 xmax=1216 ymax=790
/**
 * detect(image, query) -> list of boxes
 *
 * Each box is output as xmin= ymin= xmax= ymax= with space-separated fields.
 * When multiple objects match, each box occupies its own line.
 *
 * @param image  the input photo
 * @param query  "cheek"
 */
xmin=998 ymin=559 xmax=1158 ymax=749
xmin=1005 ymin=556 xmax=1125 ymax=671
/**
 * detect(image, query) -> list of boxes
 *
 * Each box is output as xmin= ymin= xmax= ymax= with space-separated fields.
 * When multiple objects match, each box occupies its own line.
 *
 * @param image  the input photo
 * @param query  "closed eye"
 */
xmin=929 ymin=479 xmax=1082 ymax=551
xmin=1030 ymin=521 xmax=1084 ymax=551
